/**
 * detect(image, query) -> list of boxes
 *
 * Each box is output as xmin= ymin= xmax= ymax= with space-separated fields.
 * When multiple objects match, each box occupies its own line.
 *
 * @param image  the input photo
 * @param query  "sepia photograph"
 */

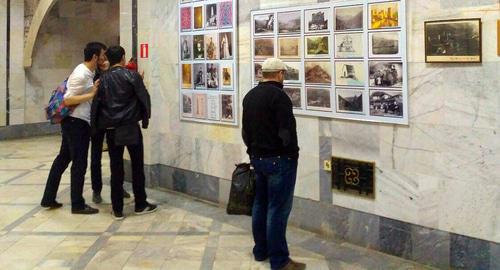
xmin=182 ymin=93 xmax=193 ymax=118
xmin=254 ymin=13 xmax=274 ymax=35
xmin=335 ymin=33 xmax=363 ymax=58
xmin=218 ymin=1 xmax=233 ymax=28
xmin=193 ymin=35 xmax=205 ymax=59
xmin=283 ymin=62 xmax=301 ymax=83
xmin=194 ymin=6 xmax=203 ymax=30
xmin=206 ymin=63 xmax=219 ymax=89
xmin=369 ymin=61 xmax=403 ymax=88
xmin=279 ymin=37 xmax=301 ymax=58
xmin=305 ymin=61 xmax=332 ymax=84
xmin=193 ymin=94 xmax=207 ymax=119
xmin=254 ymin=62 xmax=263 ymax=82
xmin=335 ymin=5 xmax=363 ymax=31
xmin=205 ymin=3 xmax=218 ymax=28
xmin=219 ymin=32 xmax=233 ymax=59
xmin=180 ymin=35 xmax=192 ymax=60
xmin=254 ymin=38 xmax=274 ymax=58
xmin=220 ymin=62 xmax=233 ymax=89
xmin=207 ymin=94 xmax=220 ymax=120
xmin=369 ymin=31 xmax=400 ymax=58
xmin=205 ymin=34 xmax=218 ymax=60
xmin=221 ymin=94 xmax=235 ymax=121
xmin=283 ymin=87 xmax=302 ymax=108
xmin=424 ymin=19 xmax=482 ymax=63
xmin=181 ymin=64 xmax=192 ymax=89
xmin=306 ymin=87 xmax=332 ymax=111
xmin=369 ymin=90 xmax=403 ymax=117
xmin=305 ymin=8 xmax=330 ymax=32
xmin=369 ymin=2 xmax=399 ymax=29
xmin=278 ymin=11 xmax=301 ymax=34
xmin=306 ymin=35 xmax=330 ymax=58
xmin=180 ymin=6 xmax=192 ymax=31
xmin=335 ymin=62 xmax=365 ymax=87
xmin=336 ymin=88 xmax=363 ymax=113
xmin=193 ymin=63 xmax=206 ymax=89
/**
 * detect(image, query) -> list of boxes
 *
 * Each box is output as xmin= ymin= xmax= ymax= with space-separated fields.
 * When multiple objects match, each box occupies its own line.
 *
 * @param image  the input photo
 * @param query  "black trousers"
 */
xmin=90 ymin=129 xmax=106 ymax=194
xmin=106 ymin=127 xmax=148 ymax=213
xmin=41 ymin=117 xmax=90 ymax=210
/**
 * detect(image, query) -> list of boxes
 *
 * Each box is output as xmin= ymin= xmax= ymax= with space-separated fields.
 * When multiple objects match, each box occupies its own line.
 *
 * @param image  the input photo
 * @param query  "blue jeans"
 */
xmin=251 ymin=156 xmax=298 ymax=270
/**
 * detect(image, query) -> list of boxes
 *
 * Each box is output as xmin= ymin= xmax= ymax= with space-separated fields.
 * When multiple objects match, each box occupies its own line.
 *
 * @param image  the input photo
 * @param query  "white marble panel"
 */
xmin=120 ymin=0 xmax=133 ymax=57
xmin=8 ymin=0 xmax=25 ymax=120
xmin=295 ymin=117 xmax=320 ymax=200
xmin=0 ymin=0 xmax=6 ymax=126
xmin=9 ymin=109 xmax=24 ymax=126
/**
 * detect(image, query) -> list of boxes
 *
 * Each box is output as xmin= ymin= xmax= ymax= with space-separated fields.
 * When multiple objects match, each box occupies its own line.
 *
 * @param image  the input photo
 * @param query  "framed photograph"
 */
xmin=369 ymin=1 xmax=399 ymax=29
xmin=182 ymin=93 xmax=193 ymax=118
xmin=305 ymin=61 xmax=332 ymax=84
xmin=180 ymin=0 xmax=191 ymax=3
xmin=219 ymin=32 xmax=233 ymax=59
xmin=369 ymin=31 xmax=401 ymax=58
xmin=181 ymin=64 xmax=192 ymax=89
xmin=336 ymin=88 xmax=363 ymax=114
xmin=368 ymin=61 xmax=403 ymax=88
xmin=205 ymin=33 xmax=218 ymax=60
xmin=254 ymin=62 xmax=263 ymax=83
xmin=279 ymin=37 xmax=301 ymax=59
xmin=206 ymin=63 xmax=219 ymax=89
xmin=205 ymin=3 xmax=218 ymax=29
xmin=369 ymin=90 xmax=403 ymax=117
xmin=335 ymin=33 xmax=363 ymax=58
xmin=254 ymin=38 xmax=274 ymax=58
xmin=193 ymin=93 xmax=207 ymax=119
xmin=207 ymin=94 xmax=220 ymax=120
xmin=193 ymin=63 xmax=206 ymax=89
xmin=498 ymin=20 xmax=500 ymax=56
xmin=180 ymin=7 xmax=192 ymax=31
xmin=219 ymin=1 xmax=233 ymax=28
xmin=306 ymin=35 xmax=330 ymax=58
xmin=180 ymin=35 xmax=192 ymax=60
xmin=278 ymin=11 xmax=301 ymax=34
xmin=283 ymin=86 xmax=302 ymax=109
xmin=193 ymin=35 xmax=205 ymax=59
xmin=221 ymin=94 xmax=235 ymax=121
xmin=220 ymin=62 xmax=233 ymax=90
xmin=306 ymin=87 xmax=332 ymax=111
xmin=305 ymin=8 xmax=330 ymax=33
xmin=424 ymin=18 xmax=482 ymax=63
xmin=194 ymin=5 xmax=203 ymax=30
xmin=335 ymin=5 xmax=363 ymax=31
xmin=254 ymin=13 xmax=275 ymax=35
xmin=283 ymin=62 xmax=301 ymax=83
xmin=334 ymin=61 xmax=365 ymax=87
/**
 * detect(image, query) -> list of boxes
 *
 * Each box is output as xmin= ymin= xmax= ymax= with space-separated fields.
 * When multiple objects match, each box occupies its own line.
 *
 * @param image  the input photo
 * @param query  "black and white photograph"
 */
xmin=305 ymin=8 xmax=330 ymax=32
xmin=305 ymin=61 xmax=332 ymax=84
xmin=205 ymin=3 xmax=218 ymax=28
xmin=278 ymin=11 xmax=301 ymax=34
xmin=206 ymin=63 xmax=219 ymax=89
xmin=193 ymin=35 xmax=205 ymax=59
xmin=219 ymin=32 xmax=233 ymax=59
xmin=335 ymin=62 xmax=365 ymax=87
xmin=369 ymin=90 xmax=403 ymax=117
xmin=254 ymin=38 xmax=274 ymax=58
xmin=193 ymin=63 xmax=206 ymax=89
xmin=306 ymin=87 xmax=332 ymax=111
xmin=369 ymin=31 xmax=400 ymax=58
xmin=424 ymin=19 xmax=482 ymax=63
xmin=306 ymin=35 xmax=330 ymax=58
xmin=207 ymin=94 xmax=220 ymax=120
xmin=220 ymin=62 xmax=233 ymax=90
xmin=254 ymin=62 xmax=263 ymax=82
xmin=283 ymin=62 xmax=301 ymax=83
xmin=336 ymin=88 xmax=363 ymax=113
xmin=254 ymin=13 xmax=274 ymax=35
xmin=369 ymin=61 xmax=403 ymax=88
xmin=279 ymin=37 xmax=301 ymax=58
xmin=205 ymin=34 xmax=218 ymax=60
xmin=182 ymin=93 xmax=193 ymax=117
xmin=335 ymin=33 xmax=363 ymax=58
xmin=283 ymin=87 xmax=302 ymax=108
xmin=221 ymin=94 xmax=235 ymax=121
xmin=180 ymin=35 xmax=192 ymax=60
xmin=335 ymin=5 xmax=363 ymax=31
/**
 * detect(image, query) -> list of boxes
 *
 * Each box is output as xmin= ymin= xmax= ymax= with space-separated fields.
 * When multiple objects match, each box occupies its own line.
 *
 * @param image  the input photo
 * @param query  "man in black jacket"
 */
xmin=91 ymin=45 xmax=157 ymax=220
xmin=242 ymin=58 xmax=304 ymax=270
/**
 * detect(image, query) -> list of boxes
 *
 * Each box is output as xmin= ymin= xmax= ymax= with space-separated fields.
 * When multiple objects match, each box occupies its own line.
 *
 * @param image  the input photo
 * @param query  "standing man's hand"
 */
xmin=91 ymin=79 xmax=100 ymax=96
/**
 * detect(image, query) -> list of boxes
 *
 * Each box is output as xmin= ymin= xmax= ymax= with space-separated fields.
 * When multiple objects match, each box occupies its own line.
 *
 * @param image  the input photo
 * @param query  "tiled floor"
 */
xmin=0 ymin=135 xmax=436 ymax=270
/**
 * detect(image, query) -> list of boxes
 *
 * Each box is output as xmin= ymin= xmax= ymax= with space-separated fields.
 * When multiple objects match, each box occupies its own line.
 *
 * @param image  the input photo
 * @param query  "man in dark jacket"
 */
xmin=242 ymin=58 xmax=304 ymax=270
xmin=91 ymin=45 xmax=157 ymax=220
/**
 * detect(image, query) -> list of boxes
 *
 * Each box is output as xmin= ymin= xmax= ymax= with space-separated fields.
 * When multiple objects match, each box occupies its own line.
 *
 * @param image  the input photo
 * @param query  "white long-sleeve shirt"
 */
xmin=64 ymin=63 xmax=95 ymax=124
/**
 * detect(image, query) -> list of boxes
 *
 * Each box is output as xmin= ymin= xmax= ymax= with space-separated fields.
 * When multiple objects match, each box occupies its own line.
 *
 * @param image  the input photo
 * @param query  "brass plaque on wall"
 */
xmin=331 ymin=156 xmax=375 ymax=198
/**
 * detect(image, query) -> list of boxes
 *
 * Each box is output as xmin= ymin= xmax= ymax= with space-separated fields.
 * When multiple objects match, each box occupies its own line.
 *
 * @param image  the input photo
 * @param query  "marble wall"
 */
xmin=136 ymin=0 xmax=500 ymax=245
xmin=0 ymin=0 xmax=6 ymax=127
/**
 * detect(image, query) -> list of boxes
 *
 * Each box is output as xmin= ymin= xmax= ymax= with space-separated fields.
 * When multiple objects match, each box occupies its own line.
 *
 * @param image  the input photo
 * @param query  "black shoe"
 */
xmin=41 ymin=201 xmax=63 ymax=210
xmin=123 ymin=190 xmax=131 ymax=199
xmin=72 ymin=204 xmax=99 ymax=215
xmin=255 ymin=256 xmax=269 ymax=262
xmin=111 ymin=211 xmax=125 ymax=221
xmin=92 ymin=192 xmax=103 ymax=204
xmin=135 ymin=203 xmax=158 ymax=215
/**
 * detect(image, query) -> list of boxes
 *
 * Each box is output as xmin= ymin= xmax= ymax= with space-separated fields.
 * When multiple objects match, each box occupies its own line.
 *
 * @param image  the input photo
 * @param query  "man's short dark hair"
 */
xmin=106 ymin=46 xmax=126 ymax=66
xmin=84 ymin=42 xmax=107 ymax=61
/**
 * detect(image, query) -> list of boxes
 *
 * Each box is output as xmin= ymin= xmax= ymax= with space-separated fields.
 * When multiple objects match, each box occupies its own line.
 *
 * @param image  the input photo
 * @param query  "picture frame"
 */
xmin=368 ymin=61 xmax=403 ymax=88
xmin=180 ymin=35 xmax=192 ymax=60
xmin=335 ymin=5 xmax=363 ymax=31
xmin=283 ymin=86 xmax=302 ymax=109
xmin=305 ymin=35 xmax=330 ymax=58
xmin=180 ymin=6 xmax=192 ymax=31
xmin=254 ymin=62 xmax=263 ymax=83
xmin=334 ymin=61 xmax=365 ymax=87
xmin=278 ymin=11 xmax=301 ymax=34
xmin=305 ymin=61 xmax=332 ymax=85
xmin=254 ymin=38 xmax=275 ymax=58
xmin=369 ymin=1 xmax=399 ymax=29
xmin=220 ymin=62 xmax=234 ymax=90
xmin=205 ymin=33 xmax=219 ymax=60
xmin=219 ymin=1 xmax=233 ymax=28
xmin=181 ymin=64 xmax=192 ymax=89
xmin=221 ymin=94 xmax=235 ymax=122
xmin=305 ymin=8 xmax=330 ymax=33
xmin=278 ymin=37 xmax=301 ymax=59
xmin=193 ymin=93 xmax=207 ymax=119
xmin=424 ymin=18 xmax=482 ymax=63
xmin=194 ymin=5 xmax=204 ymax=30
xmin=336 ymin=88 xmax=363 ymax=114
xmin=283 ymin=62 xmax=302 ymax=84
xmin=219 ymin=32 xmax=233 ymax=59
xmin=369 ymin=90 xmax=403 ymax=118
xmin=368 ymin=31 xmax=401 ymax=58
xmin=182 ymin=93 xmax=193 ymax=118
xmin=306 ymin=87 xmax=332 ymax=111
xmin=335 ymin=33 xmax=363 ymax=59
xmin=205 ymin=3 xmax=218 ymax=29
xmin=193 ymin=63 xmax=206 ymax=89
xmin=254 ymin=13 xmax=275 ymax=35
xmin=207 ymin=94 xmax=221 ymax=120
xmin=193 ymin=35 xmax=205 ymax=59
xmin=206 ymin=63 xmax=220 ymax=89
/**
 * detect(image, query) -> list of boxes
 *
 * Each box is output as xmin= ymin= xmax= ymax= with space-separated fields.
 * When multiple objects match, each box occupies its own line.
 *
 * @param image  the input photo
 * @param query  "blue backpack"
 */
xmin=45 ymin=79 xmax=73 ymax=124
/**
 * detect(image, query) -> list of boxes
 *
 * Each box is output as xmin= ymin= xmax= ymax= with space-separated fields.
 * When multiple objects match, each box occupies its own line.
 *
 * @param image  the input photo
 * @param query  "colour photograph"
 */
xmin=180 ymin=6 xmax=192 ymax=31
xmin=279 ymin=37 xmax=301 ymax=58
xmin=182 ymin=63 xmax=192 ymax=89
xmin=369 ymin=2 xmax=399 ymax=29
xmin=219 ymin=1 xmax=233 ymax=28
xmin=194 ymin=6 xmax=203 ymax=30
xmin=306 ymin=36 xmax=329 ymax=57
xmin=220 ymin=63 xmax=233 ymax=89
xmin=305 ymin=62 xmax=332 ymax=84
xmin=205 ymin=34 xmax=218 ymax=60
xmin=254 ymin=38 xmax=274 ymax=58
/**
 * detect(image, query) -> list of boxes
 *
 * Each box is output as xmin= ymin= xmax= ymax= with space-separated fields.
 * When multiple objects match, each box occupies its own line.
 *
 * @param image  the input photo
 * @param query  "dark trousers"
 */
xmin=106 ymin=128 xmax=148 ymax=214
xmin=250 ymin=156 xmax=298 ymax=270
xmin=41 ymin=117 xmax=90 ymax=210
xmin=90 ymin=129 xmax=106 ymax=194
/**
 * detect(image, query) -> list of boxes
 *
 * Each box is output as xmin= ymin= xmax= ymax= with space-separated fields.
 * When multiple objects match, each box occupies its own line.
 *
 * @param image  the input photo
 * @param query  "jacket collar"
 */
xmin=258 ymin=81 xmax=284 ymax=90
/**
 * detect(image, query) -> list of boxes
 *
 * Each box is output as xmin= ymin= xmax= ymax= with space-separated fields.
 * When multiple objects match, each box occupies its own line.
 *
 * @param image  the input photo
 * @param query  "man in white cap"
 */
xmin=242 ymin=58 xmax=303 ymax=270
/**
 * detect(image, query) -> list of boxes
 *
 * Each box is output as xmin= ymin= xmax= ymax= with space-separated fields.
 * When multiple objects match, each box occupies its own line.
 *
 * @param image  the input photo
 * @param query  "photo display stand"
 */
xmin=179 ymin=0 xmax=239 ymax=125
xmin=251 ymin=0 xmax=408 ymax=125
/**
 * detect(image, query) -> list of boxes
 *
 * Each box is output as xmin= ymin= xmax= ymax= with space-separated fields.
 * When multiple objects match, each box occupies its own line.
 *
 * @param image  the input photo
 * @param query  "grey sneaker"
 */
xmin=92 ymin=192 xmax=103 ymax=204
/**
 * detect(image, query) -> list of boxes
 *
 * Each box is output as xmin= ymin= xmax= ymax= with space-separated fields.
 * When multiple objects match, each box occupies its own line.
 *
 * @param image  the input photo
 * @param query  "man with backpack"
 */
xmin=40 ymin=42 xmax=107 ymax=215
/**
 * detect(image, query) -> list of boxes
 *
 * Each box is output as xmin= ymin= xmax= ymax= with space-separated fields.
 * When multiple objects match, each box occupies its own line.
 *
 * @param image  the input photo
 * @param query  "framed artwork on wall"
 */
xmin=369 ymin=1 xmax=399 ymax=29
xmin=278 ymin=11 xmax=301 ymax=34
xmin=335 ymin=5 xmax=363 ymax=31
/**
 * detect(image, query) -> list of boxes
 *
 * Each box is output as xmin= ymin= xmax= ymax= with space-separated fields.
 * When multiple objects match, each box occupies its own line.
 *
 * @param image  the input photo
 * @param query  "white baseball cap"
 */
xmin=261 ymin=58 xmax=286 ymax=72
